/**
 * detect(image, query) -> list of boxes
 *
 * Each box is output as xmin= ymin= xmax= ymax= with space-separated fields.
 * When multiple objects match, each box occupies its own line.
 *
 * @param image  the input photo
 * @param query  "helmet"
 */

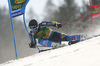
xmin=29 ymin=19 xmax=38 ymax=29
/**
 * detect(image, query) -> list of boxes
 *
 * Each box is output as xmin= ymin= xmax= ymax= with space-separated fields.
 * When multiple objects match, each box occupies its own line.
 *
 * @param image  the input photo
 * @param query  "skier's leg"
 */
xmin=57 ymin=33 xmax=81 ymax=41
xmin=49 ymin=32 xmax=81 ymax=45
xmin=66 ymin=35 xmax=80 ymax=41
xmin=49 ymin=32 xmax=74 ymax=42
xmin=60 ymin=34 xmax=81 ymax=45
xmin=49 ymin=32 xmax=62 ymax=43
xmin=67 ymin=35 xmax=81 ymax=45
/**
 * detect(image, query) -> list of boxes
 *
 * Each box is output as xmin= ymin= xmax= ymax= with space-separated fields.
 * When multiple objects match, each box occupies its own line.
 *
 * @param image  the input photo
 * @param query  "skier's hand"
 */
xmin=52 ymin=21 xmax=62 ymax=28
xmin=29 ymin=42 xmax=36 ymax=48
xmin=56 ymin=23 xmax=62 ymax=29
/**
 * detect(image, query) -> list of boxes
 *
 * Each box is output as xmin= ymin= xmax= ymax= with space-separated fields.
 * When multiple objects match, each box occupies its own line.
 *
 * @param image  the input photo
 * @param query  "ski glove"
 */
xmin=52 ymin=21 xmax=62 ymax=29
xmin=29 ymin=42 xmax=36 ymax=48
xmin=56 ymin=23 xmax=62 ymax=29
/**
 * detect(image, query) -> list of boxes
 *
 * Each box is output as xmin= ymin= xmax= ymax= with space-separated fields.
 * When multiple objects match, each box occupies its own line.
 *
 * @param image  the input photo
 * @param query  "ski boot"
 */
xmin=68 ymin=34 xmax=88 ymax=45
xmin=67 ymin=35 xmax=80 ymax=45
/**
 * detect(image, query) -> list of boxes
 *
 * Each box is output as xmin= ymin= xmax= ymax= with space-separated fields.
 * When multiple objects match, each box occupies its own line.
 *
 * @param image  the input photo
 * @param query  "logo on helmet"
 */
xmin=15 ymin=0 xmax=26 ymax=4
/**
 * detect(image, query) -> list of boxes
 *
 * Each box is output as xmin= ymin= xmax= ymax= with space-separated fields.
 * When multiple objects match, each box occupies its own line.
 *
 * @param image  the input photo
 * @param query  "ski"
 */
xmin=39 ymin=44 xmax=67 ymax=53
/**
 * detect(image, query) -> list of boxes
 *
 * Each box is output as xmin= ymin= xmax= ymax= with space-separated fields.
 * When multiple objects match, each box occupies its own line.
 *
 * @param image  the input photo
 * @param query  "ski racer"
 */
xmin=28 ymin=19 xmax=80 ymax=48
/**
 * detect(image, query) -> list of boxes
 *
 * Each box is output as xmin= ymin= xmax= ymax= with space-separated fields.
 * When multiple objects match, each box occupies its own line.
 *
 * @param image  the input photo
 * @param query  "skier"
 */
xmin=28 ymin=19 xmax=80 ymax=48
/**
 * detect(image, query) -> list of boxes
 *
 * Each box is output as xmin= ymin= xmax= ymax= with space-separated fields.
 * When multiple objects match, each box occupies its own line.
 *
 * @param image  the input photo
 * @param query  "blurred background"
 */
xmin=0 ymin=0 xmax=100 ymax=63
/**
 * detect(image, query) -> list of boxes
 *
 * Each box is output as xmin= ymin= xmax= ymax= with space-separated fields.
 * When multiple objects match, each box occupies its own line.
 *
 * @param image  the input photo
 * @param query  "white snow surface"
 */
xmin=1 ymin=36 xmax=100 ymax=66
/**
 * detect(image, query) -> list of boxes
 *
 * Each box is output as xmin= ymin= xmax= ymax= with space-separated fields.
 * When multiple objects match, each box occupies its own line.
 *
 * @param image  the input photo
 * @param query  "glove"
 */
xmin=52 ymin=21 xmax=62 ymax=28
xmin=29 ymin=42 xmax=36 ymax=48
xmin=56 ymin=23 xmax=62 ymax=29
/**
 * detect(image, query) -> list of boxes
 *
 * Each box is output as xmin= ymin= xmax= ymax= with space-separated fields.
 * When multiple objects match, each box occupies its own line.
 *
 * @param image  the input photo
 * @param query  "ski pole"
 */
xmin=23 ymin=14 xmax=41 ymax=52
xmin=36 ymin=45 xmax=41 ymax=52
xmin=62 ymin=14 xmax=92 ymax=26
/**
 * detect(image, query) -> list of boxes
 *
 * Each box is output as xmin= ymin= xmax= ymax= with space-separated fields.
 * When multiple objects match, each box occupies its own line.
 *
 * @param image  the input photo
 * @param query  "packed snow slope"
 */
xmin=1 ymin=36 xmax=100 ymax=66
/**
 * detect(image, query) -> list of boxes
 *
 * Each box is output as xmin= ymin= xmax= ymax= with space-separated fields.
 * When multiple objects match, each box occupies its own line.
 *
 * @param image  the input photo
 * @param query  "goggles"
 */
xmin=31 ymin=26 xmax=38 ymax=31
xmin=30 ymin=26 xmax=37 ymax=29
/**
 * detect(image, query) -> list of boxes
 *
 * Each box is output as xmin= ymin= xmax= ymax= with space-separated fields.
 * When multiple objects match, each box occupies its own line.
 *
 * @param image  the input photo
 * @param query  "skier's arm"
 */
xmin=29 ymin=33 xmax=37 ymax=48
xmin=39 ymin=21 xmax=62 ymax=28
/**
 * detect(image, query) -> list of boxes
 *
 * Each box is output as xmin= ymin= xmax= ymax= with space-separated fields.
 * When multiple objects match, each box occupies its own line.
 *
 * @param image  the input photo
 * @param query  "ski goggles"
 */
xmin=31 ymin=26 xmax=38 ymax=31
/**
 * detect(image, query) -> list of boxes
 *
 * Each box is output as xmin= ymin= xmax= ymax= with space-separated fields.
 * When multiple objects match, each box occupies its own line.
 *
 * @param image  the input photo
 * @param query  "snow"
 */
xmin=1 ymin=36 xmax=100 ymax=66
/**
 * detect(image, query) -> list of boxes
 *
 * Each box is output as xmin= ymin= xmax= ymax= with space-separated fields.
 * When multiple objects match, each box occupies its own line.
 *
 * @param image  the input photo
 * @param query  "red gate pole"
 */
xmin=89 ymin=0 xmax=95 ymax=32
